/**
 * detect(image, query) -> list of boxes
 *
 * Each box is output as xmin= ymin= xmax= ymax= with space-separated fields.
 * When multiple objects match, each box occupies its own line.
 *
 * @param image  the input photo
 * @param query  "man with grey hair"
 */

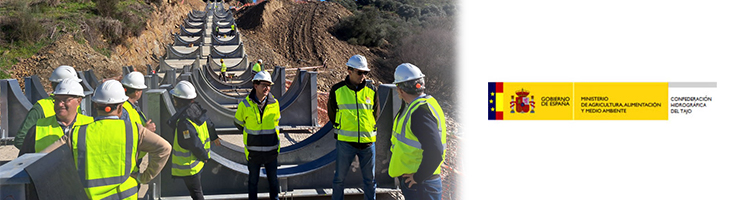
xmin=14 ymin=65 xmax=82 ymax=149
xmin=388 ymin=63 xmax=447 ymax=200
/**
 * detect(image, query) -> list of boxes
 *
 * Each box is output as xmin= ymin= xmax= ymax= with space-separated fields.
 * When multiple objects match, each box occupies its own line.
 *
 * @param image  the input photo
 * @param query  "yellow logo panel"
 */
xmin=504 ymin=82 xmax=574 ymax=120
xmin=575 ymin=82 xmax=668 ymax=120
xmin=491 ymin=82 xmax=670 ymax=120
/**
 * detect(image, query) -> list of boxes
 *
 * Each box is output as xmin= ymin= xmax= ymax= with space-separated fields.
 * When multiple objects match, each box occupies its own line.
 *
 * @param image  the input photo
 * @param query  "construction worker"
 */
xmin=252 ymin=59 xmax=263 ymax=73
xmin=328 ymin=54 xmax=379 ymax=200
xmin=230 ymin=24 xmax=236 ymax=36
xmin=220 ymin=59 xmax=228 ymax=82
xmin=389 ymin=63 xmax=446 ymax=200
xmin=167 ymin=81 xmax=220 ymax=200
xmin=234 ymin=70 xmax=281 ymax=200
xmin=14 ymin=65 xmax=82 ymax=150
xmin=71 ymin=80 xmax=171 ymax=199
xmin=121 ymin=71 xmax=157 ymax=179
xmin=17 ymin=78 xmax=93 ymax=156
xmin=121 ymin=71 xmax=156 ymax=132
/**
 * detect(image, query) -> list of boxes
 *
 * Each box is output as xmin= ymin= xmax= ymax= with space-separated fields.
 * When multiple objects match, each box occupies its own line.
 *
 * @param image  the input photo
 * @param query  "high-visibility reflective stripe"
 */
xmin=337 ymin=104 xmax=374 ymax=110
xmin=77 ymin=125 xmax=88 ymax=186
xmin=173 ymin=130 xmax=209 ymax=158
xmin=423 ymin=102 xmax=443 ymax=133
xmin=395 ymin=127 xmax=447 ymax=150
xmin=395 ymin=96 xmax=446 ymax=150
xmin=396 ymin=99 xmax=423 ymax=150
xmin=396 ymin=131 xmax=423 ymax=149
xmin=77 ymin=121 xmax=134 ymax=188
xmin=234 ymin=118 xmax=244 ymax=126
xmin=244 ymin=128 xmax=276 ymax=135
xmin=173 ymin=159 xmax=201 ymax=169
xmin=246 ymin=144 xmax=278 ymax=152
xmin=172 ymin=150 xmax=192 ymax=157
xmin=335 ymin=129 xmax=376 ymax=138
xmin=242 ymin=99 xmax=251 ymax=107
xmin=84 ymin=176 xmax=129 ymax=188
xmin=101 ymin=184 xmax=138 ymax=200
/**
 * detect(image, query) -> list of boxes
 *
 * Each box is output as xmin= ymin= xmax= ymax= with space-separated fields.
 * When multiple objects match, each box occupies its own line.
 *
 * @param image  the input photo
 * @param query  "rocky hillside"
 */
xmin=235 ymin=0 xmax=382 ymax=92
xmin=9 ymin=0 xmax=206 ymax=91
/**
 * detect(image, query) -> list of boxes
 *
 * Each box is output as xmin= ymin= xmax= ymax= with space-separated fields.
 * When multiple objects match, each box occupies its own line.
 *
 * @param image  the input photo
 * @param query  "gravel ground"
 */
xmin=0 ymin=144 xmax=20 ymax=162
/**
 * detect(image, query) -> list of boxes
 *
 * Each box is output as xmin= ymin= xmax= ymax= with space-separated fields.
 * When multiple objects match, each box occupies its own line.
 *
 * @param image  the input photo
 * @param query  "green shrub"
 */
xmin=119 ymin=8 xmax=147 ymax=37
xmin=93 ymin=0 xmax=119 ymax=17
xmin=396 ymin=4 xmax=419 ymax=19
xmin=1 ymin=0 xmax=46 ymax=43
xmin=88 ymin=16 xmax=124 ymax=45
xmin=328 ymin=0 xmax=357 ymax=12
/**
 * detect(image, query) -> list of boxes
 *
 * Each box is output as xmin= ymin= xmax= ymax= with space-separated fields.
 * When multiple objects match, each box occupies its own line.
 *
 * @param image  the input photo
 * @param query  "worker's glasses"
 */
xmin=258 ymin=83 xmax=272 ymax=88
xmin=354 ymin=70 xmax=368 ymax=76
xmin=54 ymin=97 xmax=78 ymax=104
xmin=348 ymin=67 xmax=369 ymax=75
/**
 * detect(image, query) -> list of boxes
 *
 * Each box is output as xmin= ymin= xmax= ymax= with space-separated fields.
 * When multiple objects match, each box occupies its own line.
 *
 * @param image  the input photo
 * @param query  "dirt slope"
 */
xmin=235 ymin=0 xmax=381 ymax=92
xmin=10 ymin=0 xmax=206 ymax=91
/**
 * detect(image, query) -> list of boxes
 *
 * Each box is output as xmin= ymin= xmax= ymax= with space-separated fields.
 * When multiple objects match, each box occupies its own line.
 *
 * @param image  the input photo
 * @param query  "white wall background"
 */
xmin=458 ymin=1 xmax=750 ymax=199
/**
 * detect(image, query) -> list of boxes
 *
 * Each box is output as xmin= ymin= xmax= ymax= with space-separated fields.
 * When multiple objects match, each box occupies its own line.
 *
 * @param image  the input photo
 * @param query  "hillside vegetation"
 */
xmin=0 ymin=0 xmax=161 ymax=78
xmin=330 ymin=0 xmax=458 ymax=117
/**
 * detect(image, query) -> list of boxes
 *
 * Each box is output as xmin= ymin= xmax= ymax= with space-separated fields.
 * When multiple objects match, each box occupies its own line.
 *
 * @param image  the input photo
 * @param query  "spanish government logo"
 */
xmin=488 ymin=82 xmax=503 ymax=120
xmin=510 ymin=89 xmax=535 ymax=113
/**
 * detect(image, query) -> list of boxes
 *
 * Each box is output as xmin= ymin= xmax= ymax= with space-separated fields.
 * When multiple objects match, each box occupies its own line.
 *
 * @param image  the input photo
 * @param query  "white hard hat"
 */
xmin=346 ymin=55 xmax=369 ymax=71
xmin=393 ymin=63 xmax=424 ymax=84
xmin=53 ymin=78 xmax=85 ymax=97
xmin=49 ymin=65 xmax=82 ymax=83
xmin=252 ymin=70 xmax=273 ymax=84
xmin=258 ymin=59 xmax=262 ymax=63
xmin=92 ymin=80 xmax=129 ymax=104
xmin=170 ymin=81 xmax=197 ymax=99
xmin=121 ymin=71 xmax=148 ymax=89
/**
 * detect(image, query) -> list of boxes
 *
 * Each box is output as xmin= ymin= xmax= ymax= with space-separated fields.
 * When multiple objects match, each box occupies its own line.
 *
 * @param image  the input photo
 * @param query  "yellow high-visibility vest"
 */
xmin=333 ymin=84 xmax=377 ymax=143
xmin=171 ymin=119 xmax=211 ymax=176
xmin=235 ymin=93 xmax=281 ymax=159
xmin=388 ymin=95 xmax=447 ymax=178
xmin=72 ymin=118 xmax=139 ymax=199
xmin=34 ymin=114 xmax=94 ymax=152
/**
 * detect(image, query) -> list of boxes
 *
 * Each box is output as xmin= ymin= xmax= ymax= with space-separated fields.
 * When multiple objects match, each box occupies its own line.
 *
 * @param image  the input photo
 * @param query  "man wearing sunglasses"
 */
xmin=328 ymin=54 xmax=379 ymax=200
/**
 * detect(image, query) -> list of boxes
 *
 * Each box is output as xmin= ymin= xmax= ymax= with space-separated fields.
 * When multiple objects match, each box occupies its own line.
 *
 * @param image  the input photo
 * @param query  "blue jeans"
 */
xmin=332 ymin=140 xmax=376 ymax=200
xmin=247 ymin=158 xmax=279 ymax=200
xmin=399 ymin=176 xmax=442 ymax=200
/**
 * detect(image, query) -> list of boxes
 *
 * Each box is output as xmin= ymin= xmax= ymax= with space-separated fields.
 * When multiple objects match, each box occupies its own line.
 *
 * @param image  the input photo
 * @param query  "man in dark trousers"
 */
xmin=234 ymin=71 xmax=281 ymax=200
xmin=389 ymin=63 xmax=447 ymax=200
xmin=167 ymin=81 xmax=221 ymax=200
xmin=328 ymin=54 xmax=379 ymax=200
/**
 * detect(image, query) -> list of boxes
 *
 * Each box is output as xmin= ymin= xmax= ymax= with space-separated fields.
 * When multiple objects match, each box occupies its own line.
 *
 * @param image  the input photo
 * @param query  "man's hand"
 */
xmin=131 ymin=173 xmax=142 ymax=184
xmin=403 ymin=174 xmax=417 ymax=188
xmin=213 ymin=138 xmax=222 ymax=147
xmin=146 ymin=119 xmax=157 ymax=132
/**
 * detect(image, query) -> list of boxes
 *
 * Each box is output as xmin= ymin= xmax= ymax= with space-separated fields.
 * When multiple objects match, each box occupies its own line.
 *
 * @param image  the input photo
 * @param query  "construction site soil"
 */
xmin=4 ymin=0 xmax=461 ymax=199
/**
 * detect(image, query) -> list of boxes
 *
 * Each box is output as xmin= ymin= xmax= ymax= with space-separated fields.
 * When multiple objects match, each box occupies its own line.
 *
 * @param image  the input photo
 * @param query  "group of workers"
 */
xmin=327 ymin=55 xmax=447 ymax=200
xmin=219 ymin=58 xmax=263 ymax=82
xmin=13 ymin=53 xmax=446 ymax=200
xmin=215 ymin=23 xmax=236 ymax=37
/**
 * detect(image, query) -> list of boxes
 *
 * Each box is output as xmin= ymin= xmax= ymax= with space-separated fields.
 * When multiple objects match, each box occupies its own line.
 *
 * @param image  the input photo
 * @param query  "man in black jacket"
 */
xmin=167 ymin=81 xmax=221 ymax=200
xmin=389 ymin=63 xmax=446 ymax=200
